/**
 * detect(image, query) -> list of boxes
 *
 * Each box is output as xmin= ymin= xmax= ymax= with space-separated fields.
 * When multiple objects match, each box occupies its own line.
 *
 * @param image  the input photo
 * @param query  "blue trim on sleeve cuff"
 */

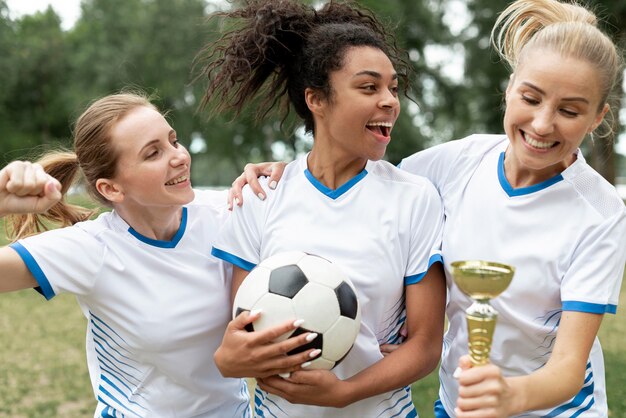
xmin=9 ymin=242 xmax=56 ymax=300
xmin=562 ymin=300 xmax=617 ymax=314
xmin=211 ymin=247 xmax=256 ymax=271
xmin=405 ymin=253 xmax=444 ymax=285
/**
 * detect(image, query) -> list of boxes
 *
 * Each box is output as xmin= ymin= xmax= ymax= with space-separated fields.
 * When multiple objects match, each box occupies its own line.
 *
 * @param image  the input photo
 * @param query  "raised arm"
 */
xmin=0 ymin=161 xmax=62 ymax=293
xmin=0 ymin=161 xmax=62 ymax=218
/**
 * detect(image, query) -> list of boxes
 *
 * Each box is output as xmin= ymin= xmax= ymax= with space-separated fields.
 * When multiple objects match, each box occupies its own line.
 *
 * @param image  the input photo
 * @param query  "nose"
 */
xmin=379 ymin=89 xmax=400 ymax=111
xmin=170 ymin=144 xmax=190 ymax=168
xmin=531 ymin=106 xmax=555 ymax=136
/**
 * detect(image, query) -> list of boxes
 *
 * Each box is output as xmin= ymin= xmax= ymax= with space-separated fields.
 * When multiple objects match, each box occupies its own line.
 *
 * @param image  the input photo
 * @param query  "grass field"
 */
xmin=0 ymin=228 xmax=624 ymax=417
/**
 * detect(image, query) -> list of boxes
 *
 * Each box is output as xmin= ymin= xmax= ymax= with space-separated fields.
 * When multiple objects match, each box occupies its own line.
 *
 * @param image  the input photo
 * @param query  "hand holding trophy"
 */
xmin=450 ymin=260 xmax=515 ymax=366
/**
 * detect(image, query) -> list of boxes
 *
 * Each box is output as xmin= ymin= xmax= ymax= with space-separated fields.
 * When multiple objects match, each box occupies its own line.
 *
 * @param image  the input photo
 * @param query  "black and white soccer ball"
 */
xmin=233 ymin=251 xmax=361 ymax=370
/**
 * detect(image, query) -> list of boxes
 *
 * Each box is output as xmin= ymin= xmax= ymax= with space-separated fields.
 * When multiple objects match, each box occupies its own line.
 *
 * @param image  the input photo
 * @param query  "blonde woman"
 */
xmin=233 ymin=0 xmax=626 ymax=416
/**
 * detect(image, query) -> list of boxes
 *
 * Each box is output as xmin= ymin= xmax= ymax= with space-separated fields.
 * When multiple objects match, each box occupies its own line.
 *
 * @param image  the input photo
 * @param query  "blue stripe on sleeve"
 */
xmin=404 ymin=254 xmax=443 ymax=285
xmin=8 ymin=242 xmax=56 ymax=300
xmin=562 ymin=301 xmax=617 ymax=314
xmin=211 ymin=247 xmax=256 ymax=271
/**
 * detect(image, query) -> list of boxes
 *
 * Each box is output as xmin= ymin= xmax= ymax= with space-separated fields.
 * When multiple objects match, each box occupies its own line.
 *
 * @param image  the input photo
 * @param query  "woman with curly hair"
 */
xmin=198 ymin=0 xmax=447 ymax=416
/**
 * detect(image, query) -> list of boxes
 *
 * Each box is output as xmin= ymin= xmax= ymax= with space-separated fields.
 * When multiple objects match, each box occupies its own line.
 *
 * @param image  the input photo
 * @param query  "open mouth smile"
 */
xmin=165 ymin=175 xmax=188 ymax=186
xmin=366 ymin=121 xmax=393 ymax=138
xmin=522 ymin=131 xmax=557 ymax=150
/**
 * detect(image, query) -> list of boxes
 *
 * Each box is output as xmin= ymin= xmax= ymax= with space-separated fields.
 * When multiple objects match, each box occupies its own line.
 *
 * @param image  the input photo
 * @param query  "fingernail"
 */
xmin=269 ymin=180 xmax=277 ymax=190
xmin=305 ymin=332 xmax=318 ymax=342
xmin=250 ymin=309 xmax=262 ymax=317
xmin=234 ymin=197 xmax=240 ymax=206
xmin=301 ymin=361 xmax=312 ymax=368
xmin=453 ymin=367 xmax=462 ymax=379
xmin=279 ymin=372 xmax=291 ymax=379
xmin=309 ymin=349 xmax=321 ymax=358
xmin=293 ymin=319 xmax=305 ymax=327
xmin=257 ymin=192 xmax=265 ymax=201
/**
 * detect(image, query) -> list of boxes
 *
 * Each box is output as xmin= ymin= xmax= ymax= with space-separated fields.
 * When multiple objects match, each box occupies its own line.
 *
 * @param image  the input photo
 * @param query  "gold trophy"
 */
xmin=450 ymin=260 xmax=515 ymax=366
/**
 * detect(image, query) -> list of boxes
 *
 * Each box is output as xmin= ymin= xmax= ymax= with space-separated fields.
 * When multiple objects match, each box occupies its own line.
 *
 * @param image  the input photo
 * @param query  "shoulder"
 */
xmin=190 ymin=188 xmax=228 ymax=209
xmin=242 ymin=157 xmax=303 ymax=199
xmin=403 ymin=134 xmax=505 ymax=164
xmin=564 ymin=160 xmax=626 ymax=220
xmin=367 ymin=160 xmax=440 ymax=202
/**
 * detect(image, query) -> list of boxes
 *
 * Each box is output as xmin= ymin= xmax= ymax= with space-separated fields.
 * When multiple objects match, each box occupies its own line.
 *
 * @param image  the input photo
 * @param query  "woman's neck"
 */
xmin=307 ymin=146 xmax=367 ymax=190
xmin=114 ymin=204 xmax=183 ymax=241
xmin=503 ymin=147 xmax=575 ymax=188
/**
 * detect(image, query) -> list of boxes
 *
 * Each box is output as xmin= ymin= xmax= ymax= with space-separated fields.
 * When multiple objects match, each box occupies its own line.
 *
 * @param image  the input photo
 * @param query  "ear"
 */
xmin=590 ymin=103 xmax=610 ymax=133
xmin=305 ymin=87 xmax=326 ymax=117
xmin=96 ymin=178 xmax=124 ymax=203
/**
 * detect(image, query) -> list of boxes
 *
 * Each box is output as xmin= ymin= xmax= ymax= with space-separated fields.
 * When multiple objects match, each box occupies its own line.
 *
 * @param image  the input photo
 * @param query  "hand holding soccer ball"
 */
xmin=233 ymin=251 xmax=361 ymax=370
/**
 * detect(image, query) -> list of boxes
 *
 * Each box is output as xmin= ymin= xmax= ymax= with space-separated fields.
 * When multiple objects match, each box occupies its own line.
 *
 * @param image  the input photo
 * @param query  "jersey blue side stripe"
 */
xmin=544 ymin=363 xmax=594 ymax=417
xmin=100 ymin=374 xmax=148 ymax=411
xmin=562 ymin=301 xmax=617 ymax=314
xmin=376 ymin=387 xmax=416 ymax=417
xmin=212 ymin=247 xmax=256 ymax=271
xmin=9 ymin=242 xmax=55 ymax=300
xmin=94 ymin=346 xmax=142 ymax=385
xmin=98 ymin=386 xmax=142 ymax=418
xmin=91 ymin=327 xmax=138 ymax=367
xmin=91 ymin=314 xmax=135 ymax=352
xmin=433 ymin=399 xmax=451 ymax=418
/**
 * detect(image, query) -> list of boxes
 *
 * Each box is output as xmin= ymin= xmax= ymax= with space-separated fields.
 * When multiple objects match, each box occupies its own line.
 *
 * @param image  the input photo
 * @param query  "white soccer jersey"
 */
xmin=400 ymin=134 xmax=626 ymax=418
xmin=10 ymin=189 xmax=251 ymax=418
xmin=212 ymin=154 xmax=444 ymax=418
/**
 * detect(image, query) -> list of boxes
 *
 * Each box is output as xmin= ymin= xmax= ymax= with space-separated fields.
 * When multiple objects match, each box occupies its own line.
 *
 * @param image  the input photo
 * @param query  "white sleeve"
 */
xmin=404 ymin=180 xmax=445 ymax=285
xmin=211 ymin=181 xmax=269 ymax=271
xmin=9 ymin=225 xmax=105 ymax=300
xmin=561 ymin=209 xmax=626 ymax=314
xmin=399 ymin=139 xmax=465 ymax=194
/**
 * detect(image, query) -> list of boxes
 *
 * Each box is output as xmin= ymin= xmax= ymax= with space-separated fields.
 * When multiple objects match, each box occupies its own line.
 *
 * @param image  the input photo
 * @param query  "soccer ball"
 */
xmin=233 ymin=251 xmax=361 ymax=370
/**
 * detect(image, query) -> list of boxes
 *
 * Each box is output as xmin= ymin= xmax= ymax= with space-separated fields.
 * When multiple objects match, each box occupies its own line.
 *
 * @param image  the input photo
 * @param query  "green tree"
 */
xmin=1 ymin=7 xmax=72 ymax=161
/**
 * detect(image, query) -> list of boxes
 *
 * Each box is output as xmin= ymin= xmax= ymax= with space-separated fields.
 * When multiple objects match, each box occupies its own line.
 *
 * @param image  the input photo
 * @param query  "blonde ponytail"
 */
xmin=6 ymin=151 xmax=97 ymax=241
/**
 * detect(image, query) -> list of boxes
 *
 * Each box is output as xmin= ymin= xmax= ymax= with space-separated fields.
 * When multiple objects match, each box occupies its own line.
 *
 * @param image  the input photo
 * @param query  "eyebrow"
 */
xmin=354 ymin=70 xmax=398 ymax=80
xmin=521 ymin=81 xmax=589 ymax=104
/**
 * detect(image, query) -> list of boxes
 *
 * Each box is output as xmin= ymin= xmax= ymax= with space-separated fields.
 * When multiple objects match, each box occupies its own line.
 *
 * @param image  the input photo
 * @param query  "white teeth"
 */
xmin=523 ymin=132 xmax=555 ymax=149
xmin=366 ymin=121 xmax=393 ymax=127
xmin=165 ymin=175 xmax=187 ymax=186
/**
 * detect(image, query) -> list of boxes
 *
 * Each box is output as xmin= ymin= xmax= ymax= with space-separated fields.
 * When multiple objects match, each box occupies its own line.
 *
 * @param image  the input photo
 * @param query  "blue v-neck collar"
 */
xmin=127 ymin=207 xmax=187 ymax=248
xmin=498 ymin=152 xmax=563 ymax=197
xmin=304 ymin=167 xmax=368 ymax=200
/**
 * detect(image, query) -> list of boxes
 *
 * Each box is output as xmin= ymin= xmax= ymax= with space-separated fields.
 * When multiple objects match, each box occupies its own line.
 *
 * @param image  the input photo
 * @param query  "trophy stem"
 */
xmin=466 ymin=301 xmax=497 ymax=366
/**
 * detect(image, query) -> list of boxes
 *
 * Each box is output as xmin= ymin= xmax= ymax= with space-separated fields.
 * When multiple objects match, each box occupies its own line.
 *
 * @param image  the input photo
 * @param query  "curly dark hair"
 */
xmin=196 ymin=0 xmax=411 ymax=134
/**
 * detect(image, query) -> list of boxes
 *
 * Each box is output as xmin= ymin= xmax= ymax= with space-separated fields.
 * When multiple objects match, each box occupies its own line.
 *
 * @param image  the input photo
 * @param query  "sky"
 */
xmin=6 ymin=0 xmax=81 ymax=30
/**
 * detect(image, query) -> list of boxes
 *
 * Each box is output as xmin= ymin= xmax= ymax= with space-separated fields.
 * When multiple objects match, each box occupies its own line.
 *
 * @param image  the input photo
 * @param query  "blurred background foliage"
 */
xmin=0 ymin=0 xmax=625 ymax=186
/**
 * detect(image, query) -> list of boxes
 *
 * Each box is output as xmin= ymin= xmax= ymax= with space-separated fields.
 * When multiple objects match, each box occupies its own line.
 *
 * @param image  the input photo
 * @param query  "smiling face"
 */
xmin=503 ymin=48 xmax=608 ymax=185
xmin=310 ymin=46 xmax=400 ymax=163
xmin=102 ymin=106 xmax=194 ymax=211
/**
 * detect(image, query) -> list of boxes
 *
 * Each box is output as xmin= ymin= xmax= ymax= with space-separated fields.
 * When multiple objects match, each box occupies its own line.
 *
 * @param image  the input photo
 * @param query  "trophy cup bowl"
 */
xmin=450 ymin=260 xmax=515 ymax=366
